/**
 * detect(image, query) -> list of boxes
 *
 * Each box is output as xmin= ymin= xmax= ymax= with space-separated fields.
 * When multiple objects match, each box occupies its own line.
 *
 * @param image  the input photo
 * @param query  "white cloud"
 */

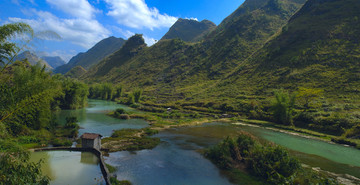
xmin=8 ymin=10 xmax=110 ymax=49
xmin=113 ymin=27 xmax=157 ymax=46
xmin=46 ymin=0 xmax=99 ymax=20
xmin=143 ymin=35 xmax=157 ymax=46
xmin=185 ymin=17 xmax=198 ymax=21
xmin=105 ymin=0 xmax=177 ymax=30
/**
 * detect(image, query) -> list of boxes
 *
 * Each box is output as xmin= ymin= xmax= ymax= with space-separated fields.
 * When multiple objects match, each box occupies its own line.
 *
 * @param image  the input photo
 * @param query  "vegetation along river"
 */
xmin=32 ymin=100 xmax=360 ymax=184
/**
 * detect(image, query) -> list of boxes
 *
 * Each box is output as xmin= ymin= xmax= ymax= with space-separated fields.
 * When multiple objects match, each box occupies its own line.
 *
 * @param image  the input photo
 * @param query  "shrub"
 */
xmin=119 ymin=114 xmax=130 ymax=119
xmin=115 ymin=108 xmax=126 ymax=114
xmin=205 ymin=133 xmax=301 ymax=184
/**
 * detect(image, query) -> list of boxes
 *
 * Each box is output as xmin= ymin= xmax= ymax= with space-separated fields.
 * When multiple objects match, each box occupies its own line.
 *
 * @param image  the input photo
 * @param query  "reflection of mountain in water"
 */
xmin=80 ymin=152 xmax=100 ymax=165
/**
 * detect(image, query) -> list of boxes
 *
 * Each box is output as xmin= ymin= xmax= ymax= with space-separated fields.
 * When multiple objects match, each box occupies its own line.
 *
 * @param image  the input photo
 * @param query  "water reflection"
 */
xmin=30 ymin=151 xmax=104 ymax=185
xmin=80 ymin=152 xmax=100 ymax=164
xmin=167 ymin=123 xmax=360 ymax=178
xmin=55 ymin=99 xmax=149 ymax=136
xmin=105 ymin=131 xmax=234 ymax=185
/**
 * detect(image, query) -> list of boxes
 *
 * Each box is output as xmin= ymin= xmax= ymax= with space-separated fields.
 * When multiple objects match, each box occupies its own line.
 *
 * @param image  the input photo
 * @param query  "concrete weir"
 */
xmin=33 ymin=147 xmax=111 ymax=185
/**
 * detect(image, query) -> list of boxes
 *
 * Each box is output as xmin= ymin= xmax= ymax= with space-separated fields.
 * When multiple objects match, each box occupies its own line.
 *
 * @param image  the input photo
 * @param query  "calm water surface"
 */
xmin=55 ymin=99 xmax=149 ymax=136
xmin=167 ymin=123 xmax=360 ymax=178
xmin=30 ymin=151 xmax=104 ymax=185
xmin=105 ymin=131 xmax=233 ymax=185
xmin=32 ymin=100 xmax=360 ymax=184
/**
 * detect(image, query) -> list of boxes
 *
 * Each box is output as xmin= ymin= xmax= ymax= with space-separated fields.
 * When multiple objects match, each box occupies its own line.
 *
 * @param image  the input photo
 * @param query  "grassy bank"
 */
xmin=101 ymin=128 xmax=160 ymax=152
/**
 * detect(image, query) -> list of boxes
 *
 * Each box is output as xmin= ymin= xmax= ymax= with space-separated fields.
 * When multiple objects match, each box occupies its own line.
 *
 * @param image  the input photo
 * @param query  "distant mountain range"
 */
xmin=161 ymin=18 xmax=216 ymax=42
xmin=54 ymin=36 xmax=126 ymax=74
xmin=41 ymin=56 xmax=65 ymax=69
xmin=14 ymin=51 xmax=53 ymax=70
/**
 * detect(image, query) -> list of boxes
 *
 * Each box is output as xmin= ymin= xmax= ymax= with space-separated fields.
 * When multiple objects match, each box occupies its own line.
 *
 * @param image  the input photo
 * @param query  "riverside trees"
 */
xmin=0 ymin=23 xmax=88 ymax=184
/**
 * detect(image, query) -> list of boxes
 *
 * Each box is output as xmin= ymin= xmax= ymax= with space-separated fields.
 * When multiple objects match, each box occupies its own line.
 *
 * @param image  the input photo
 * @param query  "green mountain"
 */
xmin=213 ymin=0 xmax=360 ymax=100
xmin=64 ymin=65 xmax=87 ymax=79
xmin=82 ymin=0 xmax=306 ymax=89
xmin=83 ymin=34 xmax=146 ymax=80
xmin=161 ymin=18 xmax=216 ymax=42
xmin=81 ymin=0 xmax=359 ymax=137
xmin=41 ymin=56 xmax=65 ymax=69
xmin=15 ymin=51 xmax=53 ymax=70
xmin=54 ymin=36 xmax=126 ymax=74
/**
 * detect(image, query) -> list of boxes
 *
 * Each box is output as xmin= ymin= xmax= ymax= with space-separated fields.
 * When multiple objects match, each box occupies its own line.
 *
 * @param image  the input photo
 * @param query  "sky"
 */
xmin=0 ymin=0 xmax=245 ymax=62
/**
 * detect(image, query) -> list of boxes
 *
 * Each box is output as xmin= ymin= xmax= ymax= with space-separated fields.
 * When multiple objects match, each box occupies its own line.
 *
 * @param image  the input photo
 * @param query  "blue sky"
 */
xmin=1 ymin=0 xmax=244 ymax=62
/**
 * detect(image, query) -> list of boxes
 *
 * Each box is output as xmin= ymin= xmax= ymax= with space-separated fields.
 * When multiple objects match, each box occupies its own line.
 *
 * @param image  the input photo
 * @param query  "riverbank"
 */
xmin=110 ymin=105 xmax=360 ymax=151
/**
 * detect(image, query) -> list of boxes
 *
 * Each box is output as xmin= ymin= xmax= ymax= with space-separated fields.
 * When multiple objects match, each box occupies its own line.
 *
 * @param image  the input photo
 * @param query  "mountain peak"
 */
xmin=161 ymin=18 xmax=216 ymax=42
xmin=54 ymin=36 xmax=126 ymax=74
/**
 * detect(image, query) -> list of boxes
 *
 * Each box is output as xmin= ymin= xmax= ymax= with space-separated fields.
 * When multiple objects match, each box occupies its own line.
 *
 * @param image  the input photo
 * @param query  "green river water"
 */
xmin=30 ymin=100 xmax=360 ymax=184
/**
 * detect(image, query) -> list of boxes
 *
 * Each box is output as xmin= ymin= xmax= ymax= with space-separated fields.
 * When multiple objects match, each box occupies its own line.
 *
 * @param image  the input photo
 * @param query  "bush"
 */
xmin=143 ymin=128 xmax=159 ymax=136
xmin=52 ymin=138 xmax=72 ymax=147
xmin=119 ymin=114 xmax=130 ymax=119
xmin=115 ymin=108 xmax=126 ymax=114
xmin=205 ymin=133 xmax=301 ymax=184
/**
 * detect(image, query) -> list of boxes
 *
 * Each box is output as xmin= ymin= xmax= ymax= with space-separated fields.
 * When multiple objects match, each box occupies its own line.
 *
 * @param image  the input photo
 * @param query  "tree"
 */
xmin=271 ymin=90 xmax=296 ymax=125
xmin=133 ymin=89 xmax=143 ymax=103
xmin=0 ymin=23 xmax=33 ymax=70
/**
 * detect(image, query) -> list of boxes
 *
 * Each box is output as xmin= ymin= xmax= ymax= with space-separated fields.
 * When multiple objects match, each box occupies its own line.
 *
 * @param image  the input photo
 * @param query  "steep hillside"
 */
xmin=83 ymin=0 xmax=306 ymax=90
xmin=41 ymin=56 xmax=65 ymax=69
xmin=197 ymin=0 xmax=307 ymax=78
xmin=15 ymin=51 xmax=52 ymax=69
xmin=161 ymin=18 xmax=216 ymax=42
xmin=83 ymin=34 xmax=146 ymax=79
xmin=54 ymin=36 xmax=126 ymax=74
xmin=64 ymin=65 xmax=87 ymax=79
xmin=213 ymin=0 xmax=360 ymax=99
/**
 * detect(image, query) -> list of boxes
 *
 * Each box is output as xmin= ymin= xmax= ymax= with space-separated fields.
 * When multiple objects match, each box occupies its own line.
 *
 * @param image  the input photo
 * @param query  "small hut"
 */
xmin=80 ymin=133 xmax=102 ymax=151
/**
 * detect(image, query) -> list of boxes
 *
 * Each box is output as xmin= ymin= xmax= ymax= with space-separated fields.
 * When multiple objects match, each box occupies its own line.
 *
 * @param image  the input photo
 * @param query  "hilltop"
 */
xmin=54 ymin=36 xmax=126 ymax=74
xmin=14 ymin=51 xmax=53 ymax=70
xmin=161 ymin=18 xmax=216 ymax=42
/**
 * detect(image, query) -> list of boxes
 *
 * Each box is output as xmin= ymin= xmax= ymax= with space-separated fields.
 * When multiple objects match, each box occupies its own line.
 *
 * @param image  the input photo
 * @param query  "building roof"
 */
xmin=80 ymin=133 xmax=102 ymax=139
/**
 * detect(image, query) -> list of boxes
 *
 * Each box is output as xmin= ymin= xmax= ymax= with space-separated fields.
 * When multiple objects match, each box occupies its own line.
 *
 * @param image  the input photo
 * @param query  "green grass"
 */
xmin=105 ymin=163 xmax=117 ymax=173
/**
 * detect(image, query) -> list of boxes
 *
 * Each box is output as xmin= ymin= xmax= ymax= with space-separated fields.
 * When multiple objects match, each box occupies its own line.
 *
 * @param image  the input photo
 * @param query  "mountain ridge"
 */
xmin=161 ymin=18 xmax=216 ymax=42
xmin=54 ymin=36 xmax=126 ymax=74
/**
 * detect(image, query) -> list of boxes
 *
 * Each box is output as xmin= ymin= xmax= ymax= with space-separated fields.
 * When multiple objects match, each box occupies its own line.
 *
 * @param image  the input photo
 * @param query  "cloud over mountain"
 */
xmin=105 ymin=0 xmax=177 ymax=30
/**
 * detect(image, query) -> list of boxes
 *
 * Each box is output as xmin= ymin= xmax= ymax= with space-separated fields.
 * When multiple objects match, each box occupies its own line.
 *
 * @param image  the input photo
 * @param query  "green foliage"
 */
xmin=103 ymin=128 xmax=160 ymax=152
xmin=0 ymin=23 xmax=33 ymax=67
xmin=105 ymin=163 xmax=117 ymax=173
xmin=51 ymin=138 xmax=72 ymax=147
xmin=132 ymin=89 xmax=143 ymax=103
xmin=205 ymin=133 xmax=334 ymax=184
xmin=89 ymin=83 xmax=121 ymax=100
xmin=248 ymin=145 xmax=300 ymax=184
xmin=1 ymin=63 xmax=62 ymax=135
xmin=270 ymin=90 xmax=296 ymax=125
xmin=115 ymin=85 xmax=123 ymax=98
xmin=142 ymin=128 xmax=159 ymax=136
xmin=296 ymin=87 xmax=323 ymax=111
xmin=344 ymin=124 xmax=360 ymax=139
xmin=0 ymin=139 xmax=49 ymax=184
xmin=126 ymin=94 xmax=135 ymax=105
xmin=115 ymin=108 xmax=126 ymax=115
xmin=110 ymin=177 xmax=132 ymax=185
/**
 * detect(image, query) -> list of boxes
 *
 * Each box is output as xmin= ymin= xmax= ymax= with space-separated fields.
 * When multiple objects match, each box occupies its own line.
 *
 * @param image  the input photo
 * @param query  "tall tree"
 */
xmin=0 ymin=23 xmax=33 ymax=70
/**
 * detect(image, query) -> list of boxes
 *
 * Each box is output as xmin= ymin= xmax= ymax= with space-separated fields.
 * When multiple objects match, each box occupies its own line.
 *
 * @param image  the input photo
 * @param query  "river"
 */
xmin=31 ymin=99 xmax=360 ymax=184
